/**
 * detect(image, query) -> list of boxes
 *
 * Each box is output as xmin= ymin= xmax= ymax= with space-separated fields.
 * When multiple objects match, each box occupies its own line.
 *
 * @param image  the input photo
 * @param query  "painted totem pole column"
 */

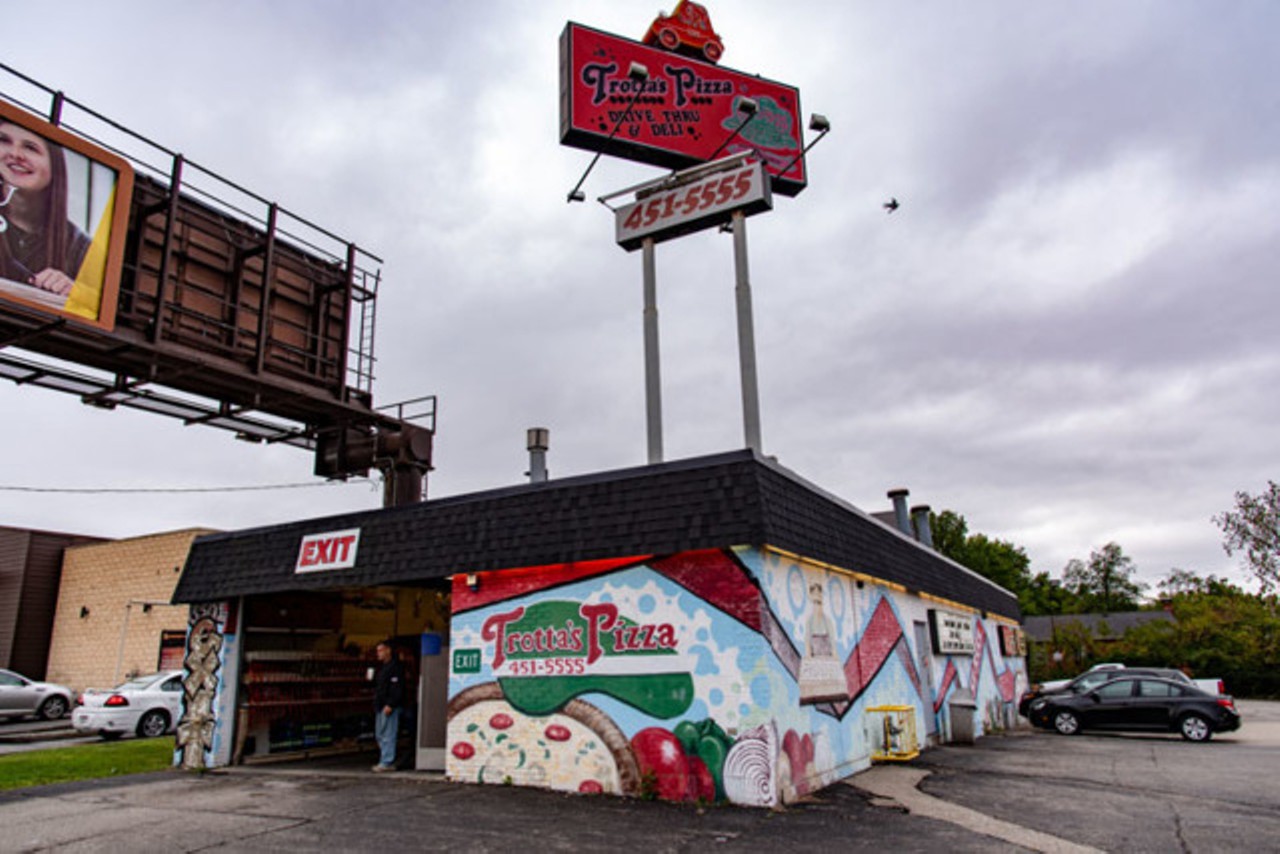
xmin=176 ymin=600 xmax=240 ymax=770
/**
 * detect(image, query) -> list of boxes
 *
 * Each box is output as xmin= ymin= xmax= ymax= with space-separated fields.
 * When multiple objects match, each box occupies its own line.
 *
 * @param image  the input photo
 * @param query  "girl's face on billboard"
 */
xmin=0 ymin=122 xmax=53 ymax=194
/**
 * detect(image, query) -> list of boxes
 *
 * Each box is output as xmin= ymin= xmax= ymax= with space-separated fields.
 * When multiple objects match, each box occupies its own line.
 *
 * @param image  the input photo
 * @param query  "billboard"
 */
xmin=560 ymin=22 xmax=807 ymax=196
xmin=0 ymin=100 xmax=133 ymax=332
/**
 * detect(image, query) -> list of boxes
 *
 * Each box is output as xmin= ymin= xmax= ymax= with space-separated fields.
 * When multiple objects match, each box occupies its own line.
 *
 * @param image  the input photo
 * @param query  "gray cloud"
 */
xmin=2 ymin=1 xmax=1276 ymax=595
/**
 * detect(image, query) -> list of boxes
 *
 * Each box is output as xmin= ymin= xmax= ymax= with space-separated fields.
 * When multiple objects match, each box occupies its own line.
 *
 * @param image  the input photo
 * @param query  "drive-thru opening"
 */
xmin=223 ymin=584 xmax=450 ymax=769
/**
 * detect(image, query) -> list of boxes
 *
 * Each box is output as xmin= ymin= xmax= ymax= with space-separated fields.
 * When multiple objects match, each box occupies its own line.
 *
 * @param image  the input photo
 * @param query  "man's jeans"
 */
xmin=375 ymin=707 xmax=400 ymax=768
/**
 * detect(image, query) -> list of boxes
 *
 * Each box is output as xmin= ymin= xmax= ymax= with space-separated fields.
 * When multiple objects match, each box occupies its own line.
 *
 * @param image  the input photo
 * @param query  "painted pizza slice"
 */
xmin=446 ymin=682 xmax=641 ymax=796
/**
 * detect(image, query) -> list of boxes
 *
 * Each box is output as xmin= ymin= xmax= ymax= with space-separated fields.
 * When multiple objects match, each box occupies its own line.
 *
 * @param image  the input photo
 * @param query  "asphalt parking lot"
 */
xmin=2 ymin=701 xmax=1277 ymax=853
xmin=912 ymin=700 xmax=1280 ymax=853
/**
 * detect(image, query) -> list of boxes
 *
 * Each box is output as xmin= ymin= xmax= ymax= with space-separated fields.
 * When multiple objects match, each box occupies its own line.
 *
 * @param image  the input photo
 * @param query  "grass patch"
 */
xmin=0 ymin=738 xmax=176 ymax=791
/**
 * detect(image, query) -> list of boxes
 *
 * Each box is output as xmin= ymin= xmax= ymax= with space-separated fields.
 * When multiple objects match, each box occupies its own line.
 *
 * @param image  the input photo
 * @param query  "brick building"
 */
xmin=47 ymin=528 xmax=215 ymax=693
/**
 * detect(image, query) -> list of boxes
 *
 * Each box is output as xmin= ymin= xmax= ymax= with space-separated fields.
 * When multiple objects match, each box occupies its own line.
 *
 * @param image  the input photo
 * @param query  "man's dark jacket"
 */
xmin=374 ymin=657 xmax=406 ymax=710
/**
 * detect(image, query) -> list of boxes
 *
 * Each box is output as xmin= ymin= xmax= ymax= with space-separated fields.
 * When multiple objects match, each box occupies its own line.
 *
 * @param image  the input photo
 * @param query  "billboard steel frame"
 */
xmin=0 ymin=64 xmax=434 ymax=499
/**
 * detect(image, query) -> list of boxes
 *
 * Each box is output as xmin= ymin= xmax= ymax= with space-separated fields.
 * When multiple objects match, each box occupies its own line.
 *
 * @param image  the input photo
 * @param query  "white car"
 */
xmin=1033 ymin=663 xmax=1223 ymax=698
xmin=1037 ymin=662 xmax=1127 ymax=694
xmin=73 ymin=671 xmax=184 ymax=740
xmin=0 ymin=668 xmax=74 ymax=721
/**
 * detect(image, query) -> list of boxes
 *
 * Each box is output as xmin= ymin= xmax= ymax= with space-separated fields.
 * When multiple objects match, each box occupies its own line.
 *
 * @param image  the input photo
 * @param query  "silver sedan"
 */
xmin=0 ymin=668 xmax=74 ymax=721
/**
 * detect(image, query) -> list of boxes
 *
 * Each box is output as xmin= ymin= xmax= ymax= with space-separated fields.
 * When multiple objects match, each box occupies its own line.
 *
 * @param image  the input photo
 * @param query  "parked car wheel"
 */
xmin=1053 ymin=709 xmax=1081 ymax=735
xmin=1179 ymin=712 xmax=1212 ymax=742
xmin=38 ymin=696 xmax=68 ymax=721
xmin=136 ymin=710 xmax=170 ymax=739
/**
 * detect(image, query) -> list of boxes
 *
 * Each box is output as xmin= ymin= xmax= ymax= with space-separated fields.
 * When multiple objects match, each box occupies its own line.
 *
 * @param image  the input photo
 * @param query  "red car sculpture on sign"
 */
xmin=643 ymin=1 xmax=724 ymax=63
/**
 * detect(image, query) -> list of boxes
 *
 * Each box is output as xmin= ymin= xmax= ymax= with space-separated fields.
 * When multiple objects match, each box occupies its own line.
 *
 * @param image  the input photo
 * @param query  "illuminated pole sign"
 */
xmin=560 ymin=22 xmax=807 ymax=197
xmin=614 ymin=159 xmax=772 ymax=251
xmin=565 ymin=7 xmax=824 ymax=466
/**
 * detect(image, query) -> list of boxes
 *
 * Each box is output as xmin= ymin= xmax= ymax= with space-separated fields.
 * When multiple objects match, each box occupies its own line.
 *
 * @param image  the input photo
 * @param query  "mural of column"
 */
xmin=797 ymin=582 xmax=846 ymax=704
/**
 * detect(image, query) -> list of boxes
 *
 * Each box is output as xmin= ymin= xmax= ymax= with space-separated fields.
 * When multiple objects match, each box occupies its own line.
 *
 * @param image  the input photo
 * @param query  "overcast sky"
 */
xmin=2 ymin=1 xmax=1276 ymax=594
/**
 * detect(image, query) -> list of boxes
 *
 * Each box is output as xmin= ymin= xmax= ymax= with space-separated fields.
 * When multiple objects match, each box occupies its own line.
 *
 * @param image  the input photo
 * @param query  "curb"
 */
xmin=0 ymin=726 xmax=84 ymax=745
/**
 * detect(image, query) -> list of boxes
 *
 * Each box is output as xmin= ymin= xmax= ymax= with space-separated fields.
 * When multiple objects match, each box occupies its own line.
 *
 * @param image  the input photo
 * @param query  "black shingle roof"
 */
xmin=173 ymin=450 xmax=1020 ymax=620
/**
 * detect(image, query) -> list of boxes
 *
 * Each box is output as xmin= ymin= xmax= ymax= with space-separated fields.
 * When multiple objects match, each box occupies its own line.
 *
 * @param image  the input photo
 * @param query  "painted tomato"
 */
xmin=630 ymin=727 xmax=692 ymax=802
xmin=578 ymin=779 xmax=604 ymax=795
xmin=489 ymin=713 xmax=514 ymax=730
xmin=451 ymin=742 xmax=475 ymax=760
xmin=544 ymin=724 xmax=572 ymax=742
xmin=687 ymin=755 xmax=716 ymax=802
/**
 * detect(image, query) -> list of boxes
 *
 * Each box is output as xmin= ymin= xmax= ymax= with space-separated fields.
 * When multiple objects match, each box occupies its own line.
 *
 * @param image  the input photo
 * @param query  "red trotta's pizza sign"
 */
xmin=295 ymin=528 xmax=360 ymax=573
xmin=481 ymin=601 xmax=678 ymax=674
xmin=559 ymin=22 xmax=807 ymax=196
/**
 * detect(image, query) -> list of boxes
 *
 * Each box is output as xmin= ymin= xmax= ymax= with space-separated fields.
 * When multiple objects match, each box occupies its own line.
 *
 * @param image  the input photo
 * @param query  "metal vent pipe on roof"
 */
xmin=527 ymin=427 xmax=550 ymax=483
xmin=887 ymin=489 xmax=911 ymax=536
xmin=910 ymin=504 xmax=934 ymax=549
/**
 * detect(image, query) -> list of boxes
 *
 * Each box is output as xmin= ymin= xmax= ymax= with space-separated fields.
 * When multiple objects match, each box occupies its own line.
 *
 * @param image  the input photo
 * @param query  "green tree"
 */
xmin=1157 ymin=568 xmax=1209 ymax=598
xmin=1019 ymin=571 xmax=1076 ymax=617
xmin=1120 ymin=568 xmax=1280 ymax=697
xmin=1214 ymin=481 xmax=1280 ymax=593
xmin=1061 ymin=542 xmax=1145 ymax=613
xmin=930 ymin=510 xmax=969 ymax=560
xmin=960 ymin=533 xmax=1034 ymax=596
xmin=930 ymin=510 xmax=1035 ymax=609
xmin=1028 ymin=617 xmax=1096 ymax=680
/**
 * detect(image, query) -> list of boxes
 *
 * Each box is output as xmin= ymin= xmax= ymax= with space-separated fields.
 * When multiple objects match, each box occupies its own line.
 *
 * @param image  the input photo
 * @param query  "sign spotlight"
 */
xmin=774 ymin=113 xmax=832 ymax=180
xmin=704 ymin=97 xmax=759 ymax=163
xmin=566 ymin=62 xmax=651 ymax=203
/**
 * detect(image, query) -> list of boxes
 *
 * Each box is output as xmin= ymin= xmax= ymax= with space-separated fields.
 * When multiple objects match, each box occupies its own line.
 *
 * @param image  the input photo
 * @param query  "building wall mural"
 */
xmin=446 ymin=547 xmax=1027 ymax=806
xmin=176 ymin=599 xmax=240 ymax=770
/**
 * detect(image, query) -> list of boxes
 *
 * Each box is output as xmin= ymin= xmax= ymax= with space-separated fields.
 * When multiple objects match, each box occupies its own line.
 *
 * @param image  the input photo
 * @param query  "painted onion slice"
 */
xmin=723 ymin=722 xmax=777 ymax=807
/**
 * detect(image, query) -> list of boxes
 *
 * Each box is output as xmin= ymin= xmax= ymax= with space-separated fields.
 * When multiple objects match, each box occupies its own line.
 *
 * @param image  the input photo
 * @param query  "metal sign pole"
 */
xmin=606 ymin=156 xmax=774 ymax=461
xmin=642 ymin=237 xmax=664 ymax=463
xmin=731 ymin=210 xmax=762 ymax=452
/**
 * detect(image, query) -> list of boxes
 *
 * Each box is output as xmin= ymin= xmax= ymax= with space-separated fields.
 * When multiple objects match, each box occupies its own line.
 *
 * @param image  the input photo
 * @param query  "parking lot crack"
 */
xmin=1169 ymin=805 xmax=1191 ymax=854
xmin=184 ymin=817 xmax=313 ymax=852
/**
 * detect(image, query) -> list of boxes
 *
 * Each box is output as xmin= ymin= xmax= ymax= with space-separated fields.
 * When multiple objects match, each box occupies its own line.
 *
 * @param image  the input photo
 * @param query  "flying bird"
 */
xmin=883 ymin=197 xmax=899 ymax=213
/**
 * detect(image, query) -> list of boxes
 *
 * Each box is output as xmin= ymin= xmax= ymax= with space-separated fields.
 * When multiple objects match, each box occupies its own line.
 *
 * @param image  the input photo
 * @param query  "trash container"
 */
xmin=948 ymin=692 xmax=977 ymax=744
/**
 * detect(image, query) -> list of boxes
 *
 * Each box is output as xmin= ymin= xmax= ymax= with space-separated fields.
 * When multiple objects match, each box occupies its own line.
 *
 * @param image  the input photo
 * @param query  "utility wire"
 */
xmin=0 ymin=479 xmax=377 ymax=495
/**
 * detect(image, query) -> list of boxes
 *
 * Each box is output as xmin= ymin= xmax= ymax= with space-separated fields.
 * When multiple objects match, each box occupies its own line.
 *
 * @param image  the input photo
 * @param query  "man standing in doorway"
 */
xmin=372 ymin=640 xmax=405 ymax=772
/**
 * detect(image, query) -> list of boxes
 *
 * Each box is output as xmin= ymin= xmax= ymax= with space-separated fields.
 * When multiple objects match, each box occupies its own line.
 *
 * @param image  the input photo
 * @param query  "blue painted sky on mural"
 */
xmin=2 ymin=1 xmax=1277 ymax=594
